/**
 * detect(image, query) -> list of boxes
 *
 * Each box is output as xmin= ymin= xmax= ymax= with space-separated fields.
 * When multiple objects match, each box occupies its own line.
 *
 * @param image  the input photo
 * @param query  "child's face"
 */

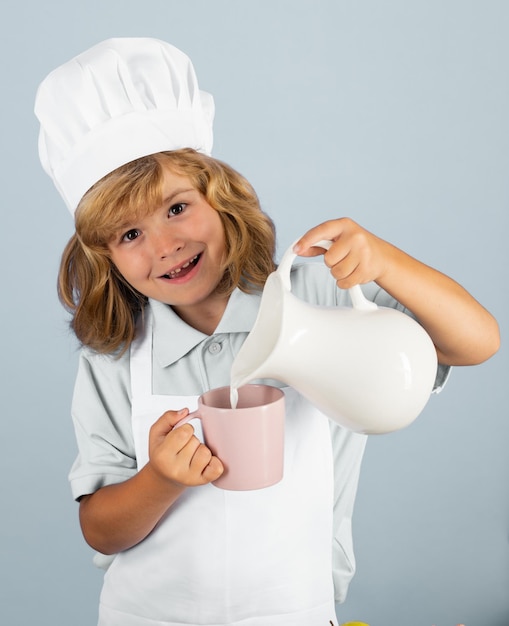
xmin=108 ymin=167 xmax=228 ymax=326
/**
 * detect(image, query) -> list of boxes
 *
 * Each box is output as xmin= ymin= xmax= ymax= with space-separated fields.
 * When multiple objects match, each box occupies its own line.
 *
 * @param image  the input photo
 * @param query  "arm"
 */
xmin=294 ymin=218 xmax=500 ymax=366
xmin=79 ymin=409 xmax=223 ymax=555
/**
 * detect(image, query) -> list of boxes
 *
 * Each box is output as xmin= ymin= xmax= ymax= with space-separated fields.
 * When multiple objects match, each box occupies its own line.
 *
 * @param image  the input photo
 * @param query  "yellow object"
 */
xmin=340 ymin=622 xmax=370 ymax=626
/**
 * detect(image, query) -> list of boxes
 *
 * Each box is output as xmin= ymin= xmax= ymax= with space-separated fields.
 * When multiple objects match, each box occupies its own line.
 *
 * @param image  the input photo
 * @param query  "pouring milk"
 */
xmin=230 ymin=387 xmax=239 ymax=410
xmin=229 ymin=240 xmax=437 ymax=434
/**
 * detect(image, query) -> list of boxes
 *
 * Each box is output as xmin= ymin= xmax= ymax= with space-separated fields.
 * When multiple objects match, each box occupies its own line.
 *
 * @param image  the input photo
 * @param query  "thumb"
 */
xmin=152 ymin=408 xmax=190 ymax=437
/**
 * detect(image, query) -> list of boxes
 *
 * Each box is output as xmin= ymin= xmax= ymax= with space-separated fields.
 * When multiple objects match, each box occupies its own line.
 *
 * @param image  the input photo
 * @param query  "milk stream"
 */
xmin=229 ymin=385 xmax=239 ymax=410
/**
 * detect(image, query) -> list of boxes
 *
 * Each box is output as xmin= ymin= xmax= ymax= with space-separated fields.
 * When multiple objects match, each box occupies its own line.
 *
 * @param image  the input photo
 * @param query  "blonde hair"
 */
xmin=58 ymin=149 xmax=276 ymax=354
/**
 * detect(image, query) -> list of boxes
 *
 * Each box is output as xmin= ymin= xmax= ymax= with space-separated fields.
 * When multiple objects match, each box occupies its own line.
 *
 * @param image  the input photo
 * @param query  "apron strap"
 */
xmin=130 ymin=308 xmax=153 ymax=401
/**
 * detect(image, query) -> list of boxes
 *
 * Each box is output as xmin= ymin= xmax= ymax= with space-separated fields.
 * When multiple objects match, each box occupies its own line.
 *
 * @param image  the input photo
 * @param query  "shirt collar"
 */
xmin=150 ymin=288 xmax=262 ymax=368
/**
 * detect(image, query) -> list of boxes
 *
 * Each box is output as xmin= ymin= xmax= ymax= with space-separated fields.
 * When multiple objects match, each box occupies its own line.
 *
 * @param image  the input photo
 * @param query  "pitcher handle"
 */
xmin=278 ymin=238 xmax=377 ymax=311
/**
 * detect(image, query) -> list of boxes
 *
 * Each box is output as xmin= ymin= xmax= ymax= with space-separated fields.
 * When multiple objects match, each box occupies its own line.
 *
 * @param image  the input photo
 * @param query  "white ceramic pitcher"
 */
xmin=230 ymin=240 xmax=438 ymax=434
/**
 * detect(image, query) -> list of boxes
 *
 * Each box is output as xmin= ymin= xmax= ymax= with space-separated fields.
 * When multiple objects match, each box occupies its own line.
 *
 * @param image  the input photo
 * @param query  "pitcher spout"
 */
xmin=230 ymin=271 xmax=286 ymax=389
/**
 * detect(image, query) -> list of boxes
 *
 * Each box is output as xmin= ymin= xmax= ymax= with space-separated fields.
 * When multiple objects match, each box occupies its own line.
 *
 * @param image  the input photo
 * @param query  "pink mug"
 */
xmin=176 ymin=384 xmax=285 ymax=491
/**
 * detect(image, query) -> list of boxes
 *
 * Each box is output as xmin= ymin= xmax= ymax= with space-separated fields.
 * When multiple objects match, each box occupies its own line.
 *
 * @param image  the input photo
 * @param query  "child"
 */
xmin=35 ymin=38 xmax=499 ymax=626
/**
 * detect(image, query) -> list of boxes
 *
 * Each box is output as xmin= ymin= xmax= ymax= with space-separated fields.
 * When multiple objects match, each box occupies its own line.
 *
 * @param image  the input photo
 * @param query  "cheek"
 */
xmin=107 ymin=249 xmax=123 ymax=271
xmin=213 ymin=229 xmax=228 ymax=266
xmin=195 ymin=211 xmax=227 ymax=256
xmin=211 ymin=215 xmax=227 ymax=251
xmin=216 ymin=224 xmax=227 ymax=251
xmin=108 ymin=250 xmax=139 ymax=280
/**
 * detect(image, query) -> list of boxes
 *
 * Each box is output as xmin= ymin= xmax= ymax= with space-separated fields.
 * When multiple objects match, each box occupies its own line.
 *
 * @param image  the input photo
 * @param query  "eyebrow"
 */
xmin=162 ymin=187 xmax=196 ymax=205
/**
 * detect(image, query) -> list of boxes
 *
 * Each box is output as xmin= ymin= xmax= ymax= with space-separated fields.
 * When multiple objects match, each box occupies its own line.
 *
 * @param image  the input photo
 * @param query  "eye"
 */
xmin=121 ymin=229 xmax=141 ymax=243
xmin=169 ymin=203 xmax=186 ymax=217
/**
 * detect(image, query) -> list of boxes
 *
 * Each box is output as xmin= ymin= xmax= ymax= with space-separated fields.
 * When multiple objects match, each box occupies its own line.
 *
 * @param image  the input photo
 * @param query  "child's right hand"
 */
xmin=148 ymin=409 xmax=224 ymax=487
xmin=79 ymin=408 xmax=223 ymax=554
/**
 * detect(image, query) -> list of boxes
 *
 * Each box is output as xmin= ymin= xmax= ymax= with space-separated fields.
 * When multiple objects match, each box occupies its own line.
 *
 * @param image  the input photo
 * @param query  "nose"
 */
xmin=150 ymin=229 xmax=184 ymax=259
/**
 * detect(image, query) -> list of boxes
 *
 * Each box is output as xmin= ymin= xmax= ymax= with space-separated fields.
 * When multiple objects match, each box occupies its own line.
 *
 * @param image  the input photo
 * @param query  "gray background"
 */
xmin=2 ymin=1 xmax=507 ymax=625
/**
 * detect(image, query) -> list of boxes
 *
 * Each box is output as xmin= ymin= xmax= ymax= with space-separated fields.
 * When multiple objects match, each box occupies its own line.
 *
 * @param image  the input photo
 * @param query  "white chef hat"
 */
xmin=34 ymin=37 xmax=215 ymax=213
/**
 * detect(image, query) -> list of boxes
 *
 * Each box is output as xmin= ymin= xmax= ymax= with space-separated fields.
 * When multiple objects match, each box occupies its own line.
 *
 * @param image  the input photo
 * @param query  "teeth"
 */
xmin=167 ymin=255 xmax=198 ymax=277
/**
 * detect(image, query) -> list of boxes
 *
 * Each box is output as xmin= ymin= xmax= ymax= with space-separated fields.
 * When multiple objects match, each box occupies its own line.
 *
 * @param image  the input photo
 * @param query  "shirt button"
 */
xmin=208 ymin=342 xmax=222 ymax=355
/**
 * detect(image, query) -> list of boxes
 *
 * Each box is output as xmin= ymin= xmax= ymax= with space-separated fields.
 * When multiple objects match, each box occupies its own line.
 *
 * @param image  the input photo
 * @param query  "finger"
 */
xmin=334 ymin=265 xmax=363 ymax=290
xmin=295 ymin=243 xmax=329 ymax=258
xmin=322 ymin=239 xmax=351 ymax=269
xmin=167 ymin=423 xmax=197 ymax=454
xmin=201 ymin=456 xmax=224 ymax=483
xmin=334 ymin=256 xmax=381 ymax=289
xmin=174 ymin=440 xmax=224 ymax=485
xmin=189 ymin=444 xmax=224 ymax=482
xmin=166 ymin=408 xmax=190 ymax=427
xmin=150 ymin=408 xmax=190 ymax=437
xmin=293 ymin=219 xmax=351 ymax=256
xmin=326 ymin=236 xmax=364 ymax=274
xmin=330 ymin=254 xmax=361 ymax=284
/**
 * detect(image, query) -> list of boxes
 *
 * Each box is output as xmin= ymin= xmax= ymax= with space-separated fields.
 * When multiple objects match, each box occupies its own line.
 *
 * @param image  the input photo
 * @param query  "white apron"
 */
xmin=98 ymin=311 xmax=337 ymax=626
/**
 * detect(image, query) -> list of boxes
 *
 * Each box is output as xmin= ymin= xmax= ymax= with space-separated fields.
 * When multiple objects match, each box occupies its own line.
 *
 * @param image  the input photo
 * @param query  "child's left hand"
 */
xmin=293 ymin=217 xmax=500 ymax=366
xmin=293 ymin=218 xmax=391 ymax=289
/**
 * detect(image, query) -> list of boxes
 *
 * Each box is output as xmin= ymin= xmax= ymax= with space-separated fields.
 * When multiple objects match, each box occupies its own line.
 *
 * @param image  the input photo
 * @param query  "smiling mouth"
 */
xmin=162 ymin=254 xmax=200 ymax=279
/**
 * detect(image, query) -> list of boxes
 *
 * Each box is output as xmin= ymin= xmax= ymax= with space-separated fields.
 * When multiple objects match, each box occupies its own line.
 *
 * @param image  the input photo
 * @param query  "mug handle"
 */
xmin=173 ymin=410 xmax=200 ymax=429
xmin=172 ymin=410 xmax=205 ymax=442
xmin=278 ymin=238 xmax=377 ymax=312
